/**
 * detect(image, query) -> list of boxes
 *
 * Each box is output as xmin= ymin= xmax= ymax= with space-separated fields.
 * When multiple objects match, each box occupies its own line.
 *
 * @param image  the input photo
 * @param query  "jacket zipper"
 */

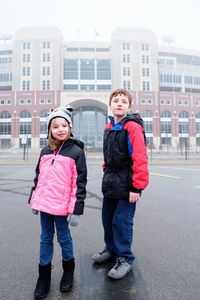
xmin=51 ymin=141 xmax=64 ymax=165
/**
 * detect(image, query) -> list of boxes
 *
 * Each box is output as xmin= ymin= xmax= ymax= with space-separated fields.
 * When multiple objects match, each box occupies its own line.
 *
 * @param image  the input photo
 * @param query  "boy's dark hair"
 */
xmin=109 ymin=89 xmax=132 ymax=106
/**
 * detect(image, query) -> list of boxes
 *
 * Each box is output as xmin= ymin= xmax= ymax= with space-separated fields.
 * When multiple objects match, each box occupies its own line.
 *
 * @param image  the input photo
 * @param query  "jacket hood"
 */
xmin=109 ymin=113 xmax=144 ymax=128
xmin=63 ymin=138 xmax=84 ymax=150
xmin=123 ymin=113 xmax=144 ymax=127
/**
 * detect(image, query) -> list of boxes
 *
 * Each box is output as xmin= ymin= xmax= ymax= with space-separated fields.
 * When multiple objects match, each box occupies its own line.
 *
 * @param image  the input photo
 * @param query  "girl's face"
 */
xmin=50 ymin=117 xmax=70 ymax=141
xmin=110 ymin=93 xmax=130 ymax=123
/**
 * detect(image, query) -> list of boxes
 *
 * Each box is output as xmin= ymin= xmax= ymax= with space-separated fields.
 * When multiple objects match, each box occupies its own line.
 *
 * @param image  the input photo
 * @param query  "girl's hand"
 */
xmin=129 ymin=192 xmax=140 ymax=203
xmin=67 ymin=214 xmax=80 ymax=226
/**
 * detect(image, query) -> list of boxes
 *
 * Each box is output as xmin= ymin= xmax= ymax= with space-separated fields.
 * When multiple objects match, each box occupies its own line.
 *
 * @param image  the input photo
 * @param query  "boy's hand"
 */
xmin=129 ymin=192 xmax=140 ymax=203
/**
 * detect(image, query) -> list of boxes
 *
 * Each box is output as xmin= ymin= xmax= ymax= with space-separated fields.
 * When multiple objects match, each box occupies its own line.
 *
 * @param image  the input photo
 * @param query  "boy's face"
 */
xmin=110 ymin=93 xmax=130 ymax=120
xmin=50 ymin=117 xmax=70 ymax=141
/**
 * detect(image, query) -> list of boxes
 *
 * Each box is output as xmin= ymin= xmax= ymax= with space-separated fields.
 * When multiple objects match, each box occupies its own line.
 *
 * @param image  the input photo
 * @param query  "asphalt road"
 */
xmin=0 ymin=156 xmax=200 ymax=300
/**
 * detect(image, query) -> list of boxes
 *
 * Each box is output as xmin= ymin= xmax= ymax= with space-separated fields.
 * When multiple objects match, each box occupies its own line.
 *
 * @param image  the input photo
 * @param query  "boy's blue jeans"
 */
xmin=102 ymin=198 xmax=136 ymax=264
xmin=39 ymin=212 xmax=73 ymax=265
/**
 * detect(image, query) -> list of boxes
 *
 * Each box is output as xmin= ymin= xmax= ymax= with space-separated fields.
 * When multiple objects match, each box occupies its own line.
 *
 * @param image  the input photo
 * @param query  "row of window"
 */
xmin=122 ymin=43 xmax=149 ymax=51
xmin=21 ymin=80 xmax=51 ymax=90
xmin=1 ymin=110 xmax=200 ymax=119
xmin=0 ymin=98 xmax=53 ymax=106
xmin=185 ymin=76 xmax=200 ymax=85
xmin=1 ymin=120 xmax=199 ymax=135
xmin=22 ymin=66 xmax=51 ymax=76
xmin=0 ymin=73 xmax=12 ymax=82
xmin=2 ymin=136 xmax=200 ymax=149
xmin=160 ymin=74 xmax=181 ymax=84
xmin=22 ymin=41 xmax=51 ymax=49
xmin=159 ymin=58 xmax=175 ymax=65
xmin=0 ymin=57 xmax=12 ymax=64
xmin=63 ymin=59 xmax=111 ymax=80
xmin=141 ymin=110 xmax=198 ymax=118
xmin=140 ymin=98 xmax=195 ymax=106
xmin=22 ymin=53 xmax=51 ymax=63
xmin=63 ymin=84 xmax=111 ymax=90
xmin=64 ymin=47 xmax=110 ymax=52
xmin=160 ymin=75 xmax=200 ymax=85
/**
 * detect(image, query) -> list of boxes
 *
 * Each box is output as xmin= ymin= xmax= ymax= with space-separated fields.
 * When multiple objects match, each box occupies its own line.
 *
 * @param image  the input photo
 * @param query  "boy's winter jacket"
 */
xmin=102 ymin=114 xmax=149 ymax=199
xmin=29 ymin=138 xmax=87 ymax=216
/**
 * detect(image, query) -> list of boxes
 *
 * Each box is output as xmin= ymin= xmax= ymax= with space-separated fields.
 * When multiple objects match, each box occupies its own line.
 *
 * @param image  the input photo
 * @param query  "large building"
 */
xmin=1 ymin=26 xmax=200 ymax=151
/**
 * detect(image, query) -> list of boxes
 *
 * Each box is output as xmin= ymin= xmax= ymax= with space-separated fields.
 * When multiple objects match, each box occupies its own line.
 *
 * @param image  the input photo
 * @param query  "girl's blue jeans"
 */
xmin=102 ymin=198 xmax=136 ymax=264
xmin=39 ymin=212 xmax=73 ymax=265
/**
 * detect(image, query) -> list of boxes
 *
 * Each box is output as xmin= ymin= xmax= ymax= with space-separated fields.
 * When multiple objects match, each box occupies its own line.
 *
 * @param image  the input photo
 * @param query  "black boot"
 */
xmin=34 ymin=263 xmax=51 ymax=299
xmin=60 ymin=258 xmax=75 ymax=293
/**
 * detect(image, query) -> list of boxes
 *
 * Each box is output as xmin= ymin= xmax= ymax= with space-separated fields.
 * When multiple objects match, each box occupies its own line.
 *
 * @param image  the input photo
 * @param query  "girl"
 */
xmin=28 ymin=106 xmax=87 ymax=299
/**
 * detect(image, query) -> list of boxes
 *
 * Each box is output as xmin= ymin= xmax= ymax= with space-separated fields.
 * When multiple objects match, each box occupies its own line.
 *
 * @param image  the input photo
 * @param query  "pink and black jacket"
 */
xmin=102 ymin=114 xmax=149 ymax=199
xmin=29 ymin=138 xmax=87 ymax=216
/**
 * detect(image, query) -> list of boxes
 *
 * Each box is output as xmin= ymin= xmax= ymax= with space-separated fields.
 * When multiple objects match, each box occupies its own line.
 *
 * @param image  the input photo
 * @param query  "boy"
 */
xmin=92 ymin=88 xmax=149 ymax=279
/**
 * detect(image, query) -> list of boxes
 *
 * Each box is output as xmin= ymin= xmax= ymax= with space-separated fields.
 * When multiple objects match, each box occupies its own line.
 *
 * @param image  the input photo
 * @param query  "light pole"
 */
xmin=157 ymin=61 xmax=162 ymax=150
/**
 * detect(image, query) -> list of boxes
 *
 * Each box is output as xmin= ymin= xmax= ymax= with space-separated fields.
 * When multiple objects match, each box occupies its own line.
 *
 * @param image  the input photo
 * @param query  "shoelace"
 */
xmin=113 ymin=258 xmax=126 ymax=270
xmin=100 ymin=249 xmax=108 ymax=255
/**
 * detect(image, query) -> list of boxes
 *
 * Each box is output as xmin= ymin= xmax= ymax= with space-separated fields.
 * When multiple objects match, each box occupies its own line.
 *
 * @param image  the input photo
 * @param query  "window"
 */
xmin=19 ymin=110 xmax=32 ymax=134
xmin=0 ymin=111 xmax=11 ymax=135
xmin=23 ymin=42 xmax=31 ymax=49
xmin=22 ymin=81 xmax=30 ymax=91
xmin=144 ymin=121 xmax=153 ymax=133
xmin=42 ymin=41 xmax=51 ymax=48
xmin=196 ymin=112 xmax=200 ymax=119
xmin=179 ymin=123 xmax=188 ymax=133
xmin=22 ymin=67 xmax=30 ymax=76
xmin=179 ymin=111 xmax=189 ymax=118
xmin=185 ymin=76 xmax=193 ymax=84
xmin=196 ymin=123 xmax=200 ymax=133
xmin=96 ymin=48 xmax=109 ymax=52
xmin=64 ymin=59 xmax=78 ymax=80
xmin=42 ymin=67 xmax=50 ymax=76
xmin=80 ymin=85 xmax=95 ymax=90
xmin=22 ymin=53 xmax=31 ymax=63
xmin=141 ymin=44 xmax=149 ymax=51
xmin=97 ymin=60 xmax=111 ymax=80
xmin=0 ymin=73 xmax=12 ymax=82
xmin=123 ymin=80 xmax=131 ymax=90
xmin=0 ymin=99 xmax=5 ymax=105
xmin=97 ymin=85 xmax=111 ymax=90
xmin=161 ymin=122 xmax=171 ymax=133
xmin=40 ymin=110 xmax=49 ymax=135
xmin=42 ymin=80 xmax=51 ymax=90
xmin=0 ymin=122 xmax=11 ymax=134
xmin=0 ymin=99 xmax=11 ymax=105
xmin=80 ymin=48 xmax=95 ymax=52
xmin=19 ymin=99 xmax=32 ymax=105
xmin=39 ymin=98 xmax=52 ymax=104
xmin=161 ymin=111 xmax=171 ymax=118
xmin=122 ymin=43 xmax=130 ymax=50
xmin=42 ymin=53 xmax=50 ymax=62
xmin=80 ymin=60 xmax=95 ymax=80
xmin=0 ymin=111 xmax=11 ymax=118
xmin=142 ymin=110 xmax=153 ymax=118
xmin=20 ymin=110 xmax=31 ymax=118
xmin=141 ymin=111 xmax=153 ymax=133
xmin=63 ymin=84 xmax=78 ymax=90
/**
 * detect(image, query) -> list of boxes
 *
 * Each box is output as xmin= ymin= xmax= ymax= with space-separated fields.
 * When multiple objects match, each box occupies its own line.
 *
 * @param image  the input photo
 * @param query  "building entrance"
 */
xmin=72 ymin=106 xmax=107 ymax=149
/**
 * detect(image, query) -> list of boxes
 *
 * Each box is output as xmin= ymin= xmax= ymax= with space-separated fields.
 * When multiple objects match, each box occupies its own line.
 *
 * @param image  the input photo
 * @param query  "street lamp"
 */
xmin=157 ymin=61 xmax=162 ymax=150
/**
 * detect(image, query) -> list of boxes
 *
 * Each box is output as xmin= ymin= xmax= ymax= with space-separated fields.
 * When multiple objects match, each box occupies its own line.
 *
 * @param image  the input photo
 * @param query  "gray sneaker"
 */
xmin=92 ymin=249 xmax=113 ymax=263
xmin=108 ymin=257 xmax=132 ymax=279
